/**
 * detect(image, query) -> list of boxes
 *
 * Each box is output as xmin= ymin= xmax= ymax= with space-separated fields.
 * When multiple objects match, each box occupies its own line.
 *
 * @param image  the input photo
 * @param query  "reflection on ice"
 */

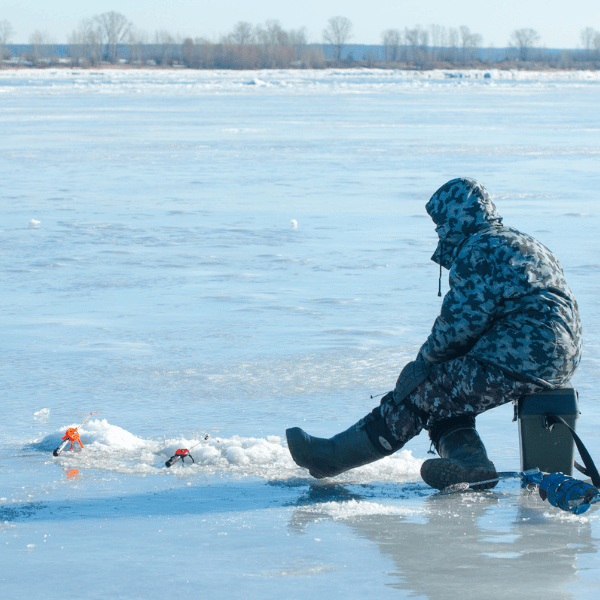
xmin=286 ymin=482 xmax=597 ymax=600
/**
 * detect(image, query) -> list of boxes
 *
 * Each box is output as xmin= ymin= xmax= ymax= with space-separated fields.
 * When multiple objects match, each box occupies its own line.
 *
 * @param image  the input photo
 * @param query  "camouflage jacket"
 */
xmin=416 ymin=178 xmax=582 ymax=389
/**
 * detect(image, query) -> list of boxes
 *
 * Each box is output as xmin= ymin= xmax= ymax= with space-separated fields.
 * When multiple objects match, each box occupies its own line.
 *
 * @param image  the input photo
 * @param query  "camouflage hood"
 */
xmin=426 ymin=178 xmax=503 ymax=270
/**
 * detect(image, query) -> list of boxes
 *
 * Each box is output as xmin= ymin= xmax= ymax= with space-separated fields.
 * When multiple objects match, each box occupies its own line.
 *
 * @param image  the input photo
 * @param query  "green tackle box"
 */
xmin=518 ymin=387 xmax=579 ymax=476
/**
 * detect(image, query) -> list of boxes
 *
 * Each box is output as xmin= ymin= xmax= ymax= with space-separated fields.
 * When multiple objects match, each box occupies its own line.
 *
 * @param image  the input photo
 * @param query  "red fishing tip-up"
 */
xmin=165 ymin=434 xmax=211 ymax=468
xmin=63 ymin=427 xmax=84 ymax=450
xmin=166 ymin=448 xmax=195 ymax=467
xmin=53 ymin=412 xmax=98 ymax=457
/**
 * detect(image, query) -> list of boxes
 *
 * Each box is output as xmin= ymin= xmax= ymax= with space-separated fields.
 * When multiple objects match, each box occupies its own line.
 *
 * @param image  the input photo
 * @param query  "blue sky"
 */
xmin=3 ymin=0 xmax=599 ymax=47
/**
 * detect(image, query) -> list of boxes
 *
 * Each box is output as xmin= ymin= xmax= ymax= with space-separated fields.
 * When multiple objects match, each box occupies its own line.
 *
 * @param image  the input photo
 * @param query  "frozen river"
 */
xmin=1 ymin=68 xmax=600 ymax=598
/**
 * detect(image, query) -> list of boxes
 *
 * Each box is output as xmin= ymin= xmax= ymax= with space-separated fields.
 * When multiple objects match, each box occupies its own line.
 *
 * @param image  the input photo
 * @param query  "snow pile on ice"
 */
xmin=28 ymin=420 xmax=423 ymax=481
xmin=542 ymin=511 xmax=593 ymax=524
xmin=80 ymin=419 xmax=148 ymax=451
xmin=30 ymin=419 xmax=149 ymax=452
xmin=162 ymin=434 xmax=295 ymax=479
xmin=299 ymin=499 xmax=423 ymax=520
xmin=320 ymin=450 xmax=424 ymax=484
xmin=33 ymin=408 xmax=50 ymax=421
xmin=162 ymin=436 xmax=423 ymax=482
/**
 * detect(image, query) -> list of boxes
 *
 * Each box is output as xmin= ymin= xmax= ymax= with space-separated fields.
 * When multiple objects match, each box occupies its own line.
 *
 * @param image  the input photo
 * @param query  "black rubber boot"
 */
xmin=420 ymin=416 xmax=498 ymax=491
xmin=286 ymin=408 xmax=400 ymax=479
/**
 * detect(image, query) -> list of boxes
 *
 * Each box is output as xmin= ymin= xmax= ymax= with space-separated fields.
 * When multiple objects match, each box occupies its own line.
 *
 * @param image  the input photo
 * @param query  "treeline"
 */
xmin=2 ymin=14 xmax=600 ymax=69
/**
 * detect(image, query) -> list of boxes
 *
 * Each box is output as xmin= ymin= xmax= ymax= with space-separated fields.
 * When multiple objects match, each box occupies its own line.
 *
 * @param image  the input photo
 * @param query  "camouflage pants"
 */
xmin=380 ymin=356 xmax=544 ymax=447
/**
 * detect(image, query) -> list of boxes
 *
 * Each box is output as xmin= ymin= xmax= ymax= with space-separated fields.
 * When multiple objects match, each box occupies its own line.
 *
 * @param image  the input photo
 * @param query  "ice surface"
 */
xmin=2 ymin=68 xmax=600 ymax=599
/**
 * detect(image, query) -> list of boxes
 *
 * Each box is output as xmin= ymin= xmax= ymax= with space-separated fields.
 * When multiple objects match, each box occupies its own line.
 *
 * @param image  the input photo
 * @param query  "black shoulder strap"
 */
xmin=546 ymin=413 xmax=600 ymax=488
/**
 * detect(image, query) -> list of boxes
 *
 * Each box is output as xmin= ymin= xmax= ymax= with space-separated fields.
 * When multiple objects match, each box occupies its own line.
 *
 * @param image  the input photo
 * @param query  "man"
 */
xmin=286 ymin=178 xmax=582 ymax=490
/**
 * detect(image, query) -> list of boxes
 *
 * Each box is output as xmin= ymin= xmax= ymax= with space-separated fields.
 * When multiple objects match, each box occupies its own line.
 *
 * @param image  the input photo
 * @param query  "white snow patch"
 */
xmin=303 ymin=499 xmax=422 ymax=520
xmin=34 ymin=408 xmax=50 ymax=421
xmin=317 ymin=449 xmax=423 ymax=484
xmin=542 ymin=511 xmax=591 ymax=523
xmin=81 ymin=419 xmax=148 ymax=451
xmin=29 ymin=419 xmax=422 ymax=482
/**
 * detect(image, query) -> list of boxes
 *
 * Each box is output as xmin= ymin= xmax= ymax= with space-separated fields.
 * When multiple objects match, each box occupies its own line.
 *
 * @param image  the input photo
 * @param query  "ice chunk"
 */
xmin=34 ymin=408 xmax=50 ymax=422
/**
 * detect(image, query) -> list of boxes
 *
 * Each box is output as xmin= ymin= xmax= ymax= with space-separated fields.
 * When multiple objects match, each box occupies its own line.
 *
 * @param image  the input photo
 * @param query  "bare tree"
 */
xmin=0 ymin=19 xmax=14 ymax=59
xmin=181 ymin=38 xmax=196 ymax=68
xmin=255 ymin=20 xmax=294 ymax=68
xmin=459 ymin=26 xmax=482 ymax=62
xmin=127 ymin=27 xmax=148 ymax=64
xmin=405 ymin=26 xmax=429 ymax=67
xmin=69 ymin=19 xmax=103 ymax=65
xmin=231 ymin=21 xmax=254 ymax=45
xmin=94 ymin=11 xmax=132 ymax=62
xmin=428 ymin=24 xmax=444 ymax=62
xmin=404 ymin=27 xmax=420 ymax=65
xmin=418 ymin=28 xmax=430 ymax=67
xmin=153 ymin=30 xmax=178 ymax=65
xmin=581 ymin=27 xmax=595 ymax=50
xmin=29 ymin=30 xmax=55 ymax=64
xmin=510 ymin=28 xmax=540 ymax=61
xmin=323 ymin=16 xmax=353 ymax=61
xmin=218 ymin=20 xmax=311 ymax=69
xmin=256 ymin=20 xmax=289 ymax=47
xmin=193 ymin=37 xmax=216 ymax=69
xmin=382 ymin=29 xmax=402 ymax=62
xmin=0 ymin=19 xmax=13 ymax=44
xmin=288 ymin=27 xmax=308 ymax=63
xmin=447 ymin=27 xmax=459 ymax=62
xmin=581 ymin=27 xmax=599 ymax=60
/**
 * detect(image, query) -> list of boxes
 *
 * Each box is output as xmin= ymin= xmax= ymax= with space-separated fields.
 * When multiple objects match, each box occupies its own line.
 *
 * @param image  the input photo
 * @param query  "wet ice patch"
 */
xmin=252 ymin=563 xmax=337 ymax=578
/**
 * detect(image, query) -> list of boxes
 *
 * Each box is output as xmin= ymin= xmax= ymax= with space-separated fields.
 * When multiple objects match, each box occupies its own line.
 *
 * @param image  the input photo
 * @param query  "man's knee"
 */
xmin=393 ymin=360 xmax=431 ymax=405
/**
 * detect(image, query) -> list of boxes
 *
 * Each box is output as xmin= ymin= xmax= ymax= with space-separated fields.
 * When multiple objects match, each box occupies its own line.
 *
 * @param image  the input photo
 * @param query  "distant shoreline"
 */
xmin=2 ymin=62 xmax=600 ymax=72
xmin=2 ymin=40 xmax=599 ymax=72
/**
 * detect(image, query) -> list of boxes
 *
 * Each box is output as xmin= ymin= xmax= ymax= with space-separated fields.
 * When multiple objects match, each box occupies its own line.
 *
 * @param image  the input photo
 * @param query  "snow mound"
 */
xmin=81 ymin=419 xmax=148 ymax=451
xmin=27 ymin=421 xmax=423 ymax=481
xmin=302 ymin=499 xmax=423 ymax=520
xmin=33 ymin=408 xmax=50 ymax=421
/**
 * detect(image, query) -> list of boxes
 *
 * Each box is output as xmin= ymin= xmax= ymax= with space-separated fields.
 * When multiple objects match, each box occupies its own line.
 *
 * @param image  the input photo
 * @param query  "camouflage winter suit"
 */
xmin=380 ymin=178 xmax=582 ymax=448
